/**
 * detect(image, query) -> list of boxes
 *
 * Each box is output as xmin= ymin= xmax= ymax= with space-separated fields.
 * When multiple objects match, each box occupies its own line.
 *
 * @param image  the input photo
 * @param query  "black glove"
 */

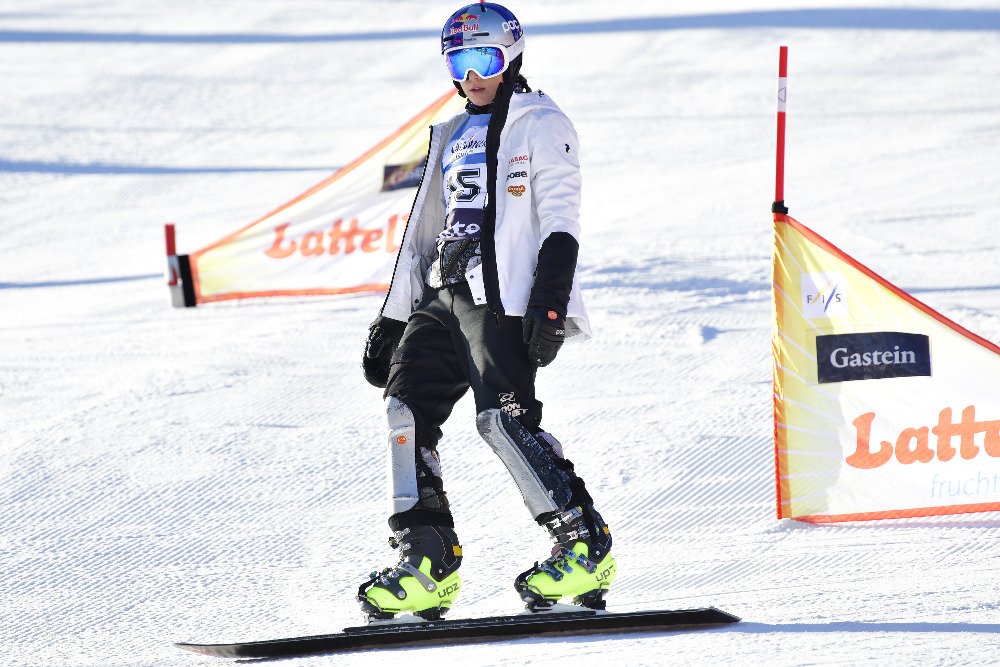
xmin=523 ymin=232 xmax=577 ymax=368
xmin=362 ymin=317 xmax=406 ymax=388
xmin=522 ymin=306 xmax=566 ymax=367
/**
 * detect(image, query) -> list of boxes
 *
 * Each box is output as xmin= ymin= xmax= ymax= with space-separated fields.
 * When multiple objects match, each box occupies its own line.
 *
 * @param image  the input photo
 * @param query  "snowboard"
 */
xmin=175 ymin=607 xmax=740 ymax=659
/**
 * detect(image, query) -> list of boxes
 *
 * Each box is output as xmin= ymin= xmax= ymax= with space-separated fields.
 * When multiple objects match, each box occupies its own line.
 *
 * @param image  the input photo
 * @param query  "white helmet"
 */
xmin=441 ymin=3 xmax=525 ymax=82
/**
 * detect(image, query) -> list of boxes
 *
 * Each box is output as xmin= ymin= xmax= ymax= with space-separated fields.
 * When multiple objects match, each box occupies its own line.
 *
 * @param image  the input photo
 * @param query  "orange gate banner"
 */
xmin=189 ymin=90 xmax=464 ymax=303
xmin=772 ymin=214 xmax=1000 ymax=522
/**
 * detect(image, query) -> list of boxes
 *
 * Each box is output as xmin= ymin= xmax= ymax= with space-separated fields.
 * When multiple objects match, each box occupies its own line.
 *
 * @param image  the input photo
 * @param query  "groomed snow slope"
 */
xmin=2 ymin=2 xmax=999 ymax=665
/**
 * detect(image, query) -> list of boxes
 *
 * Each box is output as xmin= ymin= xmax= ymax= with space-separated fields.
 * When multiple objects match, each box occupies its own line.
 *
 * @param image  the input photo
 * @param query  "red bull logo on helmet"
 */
xmin=450 ymin=12 xmax=479 ymax=34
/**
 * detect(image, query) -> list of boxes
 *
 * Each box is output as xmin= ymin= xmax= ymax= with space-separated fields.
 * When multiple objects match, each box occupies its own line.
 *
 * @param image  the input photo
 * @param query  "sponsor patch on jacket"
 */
xmin=815 ymin=332 xmax=931 ymax=384
xmin=507 ymin=184 xmax=526 ymax=197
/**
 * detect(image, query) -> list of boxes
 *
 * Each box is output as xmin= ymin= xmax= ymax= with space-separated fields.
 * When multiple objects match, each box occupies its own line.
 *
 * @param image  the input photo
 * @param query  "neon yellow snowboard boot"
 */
xmin=514 ymin=505 xmax=616 ymax=611
xmin=358 ymin=525 xmax=462 ymax=621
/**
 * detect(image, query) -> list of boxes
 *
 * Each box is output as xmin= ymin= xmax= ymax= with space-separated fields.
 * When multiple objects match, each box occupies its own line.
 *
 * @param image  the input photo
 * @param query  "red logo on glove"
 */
xmin=547 ymin=310 xmax=558 ymax=320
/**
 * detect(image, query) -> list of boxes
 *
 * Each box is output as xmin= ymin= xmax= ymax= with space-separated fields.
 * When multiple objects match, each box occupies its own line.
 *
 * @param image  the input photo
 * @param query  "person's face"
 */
xmin=460 ymin=70 xmax=503 ymax=107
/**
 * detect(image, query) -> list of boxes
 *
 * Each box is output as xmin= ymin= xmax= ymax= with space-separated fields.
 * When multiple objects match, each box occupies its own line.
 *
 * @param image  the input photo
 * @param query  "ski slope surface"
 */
xmin=2 ymin=1 xmax=999 ymax=665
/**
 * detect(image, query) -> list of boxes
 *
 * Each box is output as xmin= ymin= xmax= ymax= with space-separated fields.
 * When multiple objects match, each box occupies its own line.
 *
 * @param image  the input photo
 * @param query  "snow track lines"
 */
xmin=3 ymin=2 xmax=1000 ymax=666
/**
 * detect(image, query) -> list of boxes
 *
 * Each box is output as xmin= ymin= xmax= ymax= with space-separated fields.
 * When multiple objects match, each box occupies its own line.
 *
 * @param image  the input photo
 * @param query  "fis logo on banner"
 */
xmin=815 ymin=332 xmax=932 ymax=384
xmin=801 ymin=272 xmax=847 ymax=319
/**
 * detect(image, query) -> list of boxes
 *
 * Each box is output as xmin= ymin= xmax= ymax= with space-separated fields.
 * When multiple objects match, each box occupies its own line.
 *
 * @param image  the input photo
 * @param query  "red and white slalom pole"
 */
xmin=165 ymin=223 xmax=196 ymax=307
xmin=165 ymin=223 xmax=179 ymax=285
xmin=772 ymin=45 xmax=789 ymax=217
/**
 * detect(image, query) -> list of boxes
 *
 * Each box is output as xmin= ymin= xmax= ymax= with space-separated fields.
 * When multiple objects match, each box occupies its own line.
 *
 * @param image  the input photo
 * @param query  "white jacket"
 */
xmin=380 ymin=90 xmax=591 ymax=341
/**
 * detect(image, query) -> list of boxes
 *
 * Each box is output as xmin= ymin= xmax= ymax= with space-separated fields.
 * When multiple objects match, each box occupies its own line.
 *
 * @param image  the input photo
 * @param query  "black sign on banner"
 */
xmin=381 ymin=158 xmax=426 ymax=192
xmin=815 ymin=332 xmax=931 ymax=384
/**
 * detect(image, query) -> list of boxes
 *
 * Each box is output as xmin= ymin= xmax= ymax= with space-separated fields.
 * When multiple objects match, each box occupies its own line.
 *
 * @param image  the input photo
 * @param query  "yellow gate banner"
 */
xmin=189 ymin=90 xmax=464 ymax=303
xmin=773 ymin=213 xmax=1000 ymax=521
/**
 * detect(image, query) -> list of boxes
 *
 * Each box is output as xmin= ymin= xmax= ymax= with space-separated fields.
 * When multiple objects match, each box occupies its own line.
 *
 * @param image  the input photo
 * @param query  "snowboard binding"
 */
xmin=357 ymin=568 xmax=452 ymax=622
xmin=514 ymin=506 xmax=616 ymax=613
xmin=515 ymin=544 xmax=614 ymax=612
xmin=357 ymin=525 xmax=463 ymax=622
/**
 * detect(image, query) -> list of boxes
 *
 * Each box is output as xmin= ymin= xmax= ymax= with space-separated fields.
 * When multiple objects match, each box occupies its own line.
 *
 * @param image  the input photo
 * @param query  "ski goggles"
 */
xmin=444 ymin=46 xmax=509 ymax=81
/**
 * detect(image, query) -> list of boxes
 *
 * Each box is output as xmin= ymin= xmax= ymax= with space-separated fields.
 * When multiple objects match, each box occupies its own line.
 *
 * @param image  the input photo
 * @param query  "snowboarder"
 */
xmin=359 ymin=1 xmax=616 ymax=621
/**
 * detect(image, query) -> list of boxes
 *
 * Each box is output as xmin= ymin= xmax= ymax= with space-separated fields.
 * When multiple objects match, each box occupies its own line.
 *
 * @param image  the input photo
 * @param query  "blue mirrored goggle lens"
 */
xmin=445 ymin=47 xmax=506 ymax=81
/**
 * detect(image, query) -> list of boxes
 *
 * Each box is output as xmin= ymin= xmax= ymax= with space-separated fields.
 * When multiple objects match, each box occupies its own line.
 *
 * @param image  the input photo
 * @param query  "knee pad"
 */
xmin=476 ymin=409 xmax=574 ymax=519
xmin=387 ymin=397 xmax=419 ymax=515
xmin=387 ymin=396 xmax=450 ymax=520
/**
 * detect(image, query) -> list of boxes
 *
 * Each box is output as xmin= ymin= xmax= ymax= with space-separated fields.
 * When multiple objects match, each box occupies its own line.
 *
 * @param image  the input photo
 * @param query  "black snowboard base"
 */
xmin=176 ymin=607 xmax=740 ymax=660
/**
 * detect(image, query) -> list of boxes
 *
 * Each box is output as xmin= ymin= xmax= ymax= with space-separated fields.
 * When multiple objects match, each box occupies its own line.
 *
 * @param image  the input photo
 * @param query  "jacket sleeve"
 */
xmin=526 ymin=111 xmax=583 ymax=312
xmin=380 ymin=127 xmax=442 ymax=323
xmin=528 ymin=111 xmax=582 ymax=242
xmin=528 ymin=231 xmax=579 ymax=312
